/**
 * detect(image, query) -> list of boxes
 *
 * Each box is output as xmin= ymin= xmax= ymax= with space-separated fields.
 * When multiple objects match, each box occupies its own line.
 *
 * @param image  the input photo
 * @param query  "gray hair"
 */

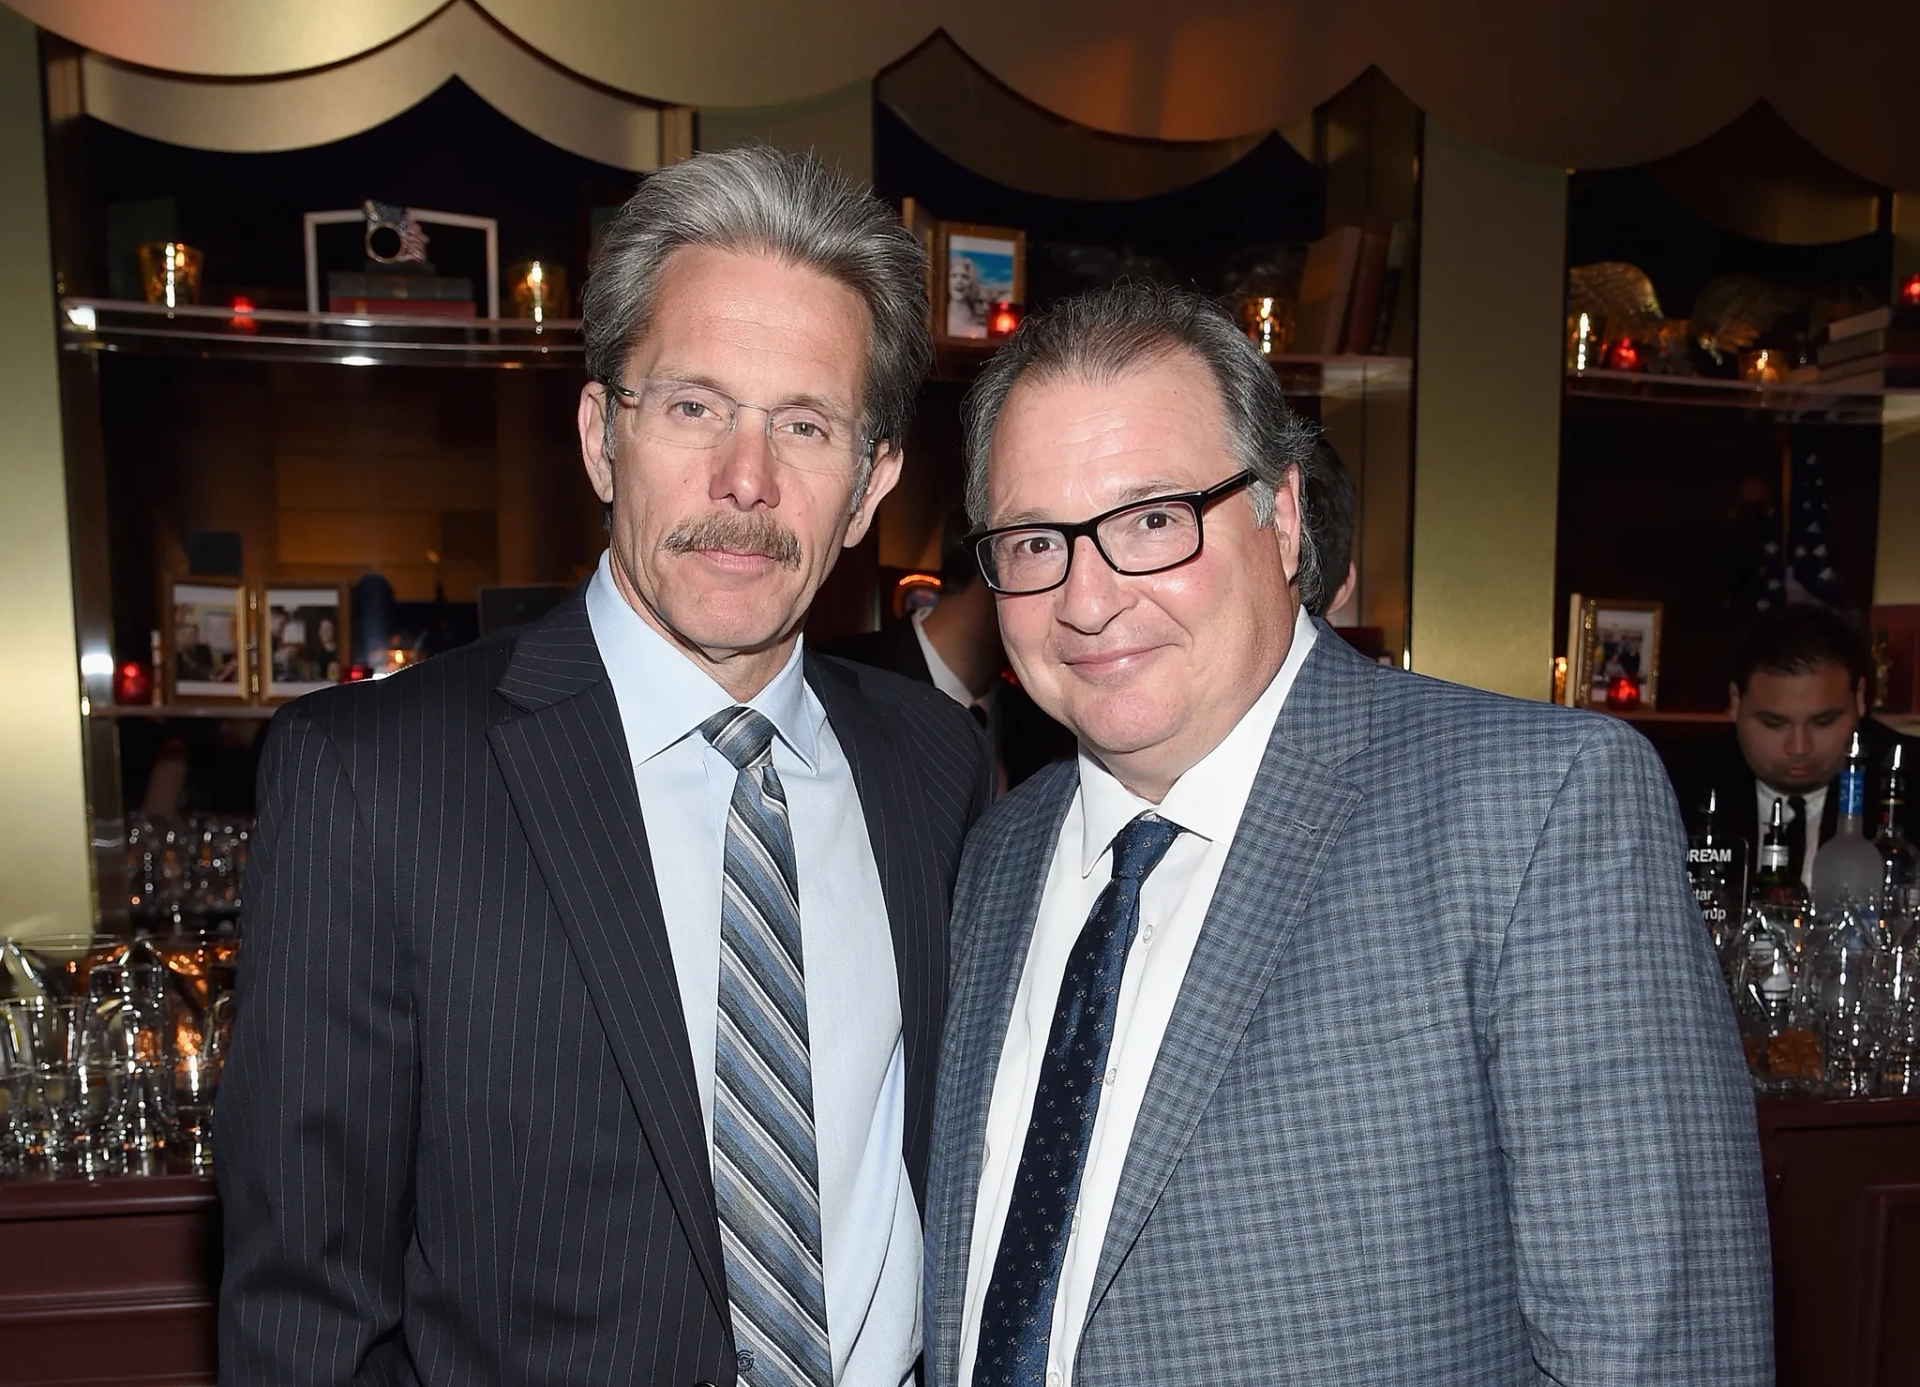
xmin=961 ymin=281 xmax=1325 ymax=612
xmin=581 ymin=146 xmax=932 ymax=499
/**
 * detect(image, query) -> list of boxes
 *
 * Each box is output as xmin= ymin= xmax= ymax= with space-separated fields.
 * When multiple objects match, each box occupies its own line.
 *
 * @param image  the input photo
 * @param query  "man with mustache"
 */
xmin=923 ymin=282 xmax=1771 ymax=1386
xmin=219 ymin=147 xmax=991 ymax=1387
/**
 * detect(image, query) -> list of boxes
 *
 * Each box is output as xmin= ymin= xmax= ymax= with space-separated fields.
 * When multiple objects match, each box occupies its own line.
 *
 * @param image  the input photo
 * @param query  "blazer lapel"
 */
xmin=805 ymin=652 xmax=942 ymax=1208
xmin=486 ymin=595 xmax=730 ymax=1329
xmin=931 ymin=761 xmax=1077 ymax=1381
xmin=1082 ymin=631 xmax=1373 ymax=1326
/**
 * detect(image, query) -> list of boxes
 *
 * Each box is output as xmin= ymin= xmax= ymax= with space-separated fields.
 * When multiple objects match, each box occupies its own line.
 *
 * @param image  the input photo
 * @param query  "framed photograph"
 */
xmin=165 ymin=577 xmax=248 ymax=704
xmin=1568 ymin=594 xmax=1663 ymax=709
xmin=261 ymin=584 xmax=348 ymax=702
xmin=302 ymin=207 xmax=499 ymax=317
xmin=935 ymin=221 xmax=1026 ymax=342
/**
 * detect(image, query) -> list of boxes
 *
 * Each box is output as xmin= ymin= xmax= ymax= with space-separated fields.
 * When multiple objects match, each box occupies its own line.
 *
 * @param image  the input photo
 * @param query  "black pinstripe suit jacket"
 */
xmin=217 ymin=591 xmax=992 ymax=1387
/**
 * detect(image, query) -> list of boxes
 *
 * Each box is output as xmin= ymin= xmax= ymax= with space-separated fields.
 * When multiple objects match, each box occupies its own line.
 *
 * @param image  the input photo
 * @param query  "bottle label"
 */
xmin=1689 ymin=847 xmax=1734 ymax=866
xmin=1760 ymin=845 xmax=1789 ymax=871
xmin=1840 ymin=767 xmax=1866 ymax=817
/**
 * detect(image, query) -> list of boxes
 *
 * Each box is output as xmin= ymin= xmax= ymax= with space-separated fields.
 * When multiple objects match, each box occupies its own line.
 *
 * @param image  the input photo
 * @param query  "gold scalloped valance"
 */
xmin=13 ymin=0 xmax=1920 ymax=188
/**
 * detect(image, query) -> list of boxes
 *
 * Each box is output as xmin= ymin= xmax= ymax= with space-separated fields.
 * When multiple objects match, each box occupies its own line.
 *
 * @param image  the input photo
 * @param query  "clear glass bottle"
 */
xmin=1812 ymin=731 xmax=1886 ymax=913
xmin=1812 ymin=894 xmax=1891 ymax=1097
xmin=1688 ymin=788 xmax=1749 ymax=970
xmin=1729 ymin=901 xmax=1819 ymax=1093
xmin=1874 ymin=743 xmax=1916 ymax=908
xmin=1876 ymin=862 xmax=1920 ymax=1095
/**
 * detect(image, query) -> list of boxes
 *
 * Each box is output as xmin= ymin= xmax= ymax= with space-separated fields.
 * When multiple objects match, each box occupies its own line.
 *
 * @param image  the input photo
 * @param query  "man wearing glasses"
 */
xmin=219 ymin=148 xmax=991 ymax=1387
xmin=923 ymin=282 xmax=1771 ymax=1386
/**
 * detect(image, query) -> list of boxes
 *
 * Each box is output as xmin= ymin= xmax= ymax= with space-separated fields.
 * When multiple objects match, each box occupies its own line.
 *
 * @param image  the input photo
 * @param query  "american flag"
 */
xmin=364 ymin=200 xmax=430 ymax=263
xmin=1757 ymin=435 xmax=1838 ymax=608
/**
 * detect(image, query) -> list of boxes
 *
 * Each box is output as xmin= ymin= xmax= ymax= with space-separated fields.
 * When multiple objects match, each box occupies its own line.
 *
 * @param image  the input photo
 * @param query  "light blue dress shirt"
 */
xmin=586 ymin=553 xmax=919 ymax=1387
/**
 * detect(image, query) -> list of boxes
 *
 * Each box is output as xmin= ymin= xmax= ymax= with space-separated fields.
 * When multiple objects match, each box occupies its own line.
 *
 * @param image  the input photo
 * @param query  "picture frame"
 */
xmin=1567 ymin=593 xmax=1663 ymax=709
xmin=164 ymin=577 xmax=249 ymax=704
xmin=260 ymin=584 xmax=349 ymax=703
xmin=934 ymin=221 xmax=1026 ymax=343
xmin=302 ymin=207 xmax=500 ymax=317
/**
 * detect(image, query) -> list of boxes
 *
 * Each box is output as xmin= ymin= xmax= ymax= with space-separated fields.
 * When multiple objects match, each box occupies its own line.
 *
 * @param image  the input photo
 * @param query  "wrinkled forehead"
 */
xmin=986 ymin=355 xmax=1236 ymax=511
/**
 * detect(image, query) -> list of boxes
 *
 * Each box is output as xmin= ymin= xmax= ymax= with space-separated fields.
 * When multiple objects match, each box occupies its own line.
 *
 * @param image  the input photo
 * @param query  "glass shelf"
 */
xmin=1566 ymin=366 xmax=1920 ymax=426
xmin=932 ymin=336 xmax=1412 ymax=396
xmin=92 ymin=703 xmax=279 ymax=721
xmin=59 ymin=298 xmax=582 ymax=369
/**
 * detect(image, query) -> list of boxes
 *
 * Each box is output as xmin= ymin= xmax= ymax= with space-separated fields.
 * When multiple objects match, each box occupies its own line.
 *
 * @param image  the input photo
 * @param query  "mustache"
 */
xmin=660 ymin=513 xmax=803 ymax=568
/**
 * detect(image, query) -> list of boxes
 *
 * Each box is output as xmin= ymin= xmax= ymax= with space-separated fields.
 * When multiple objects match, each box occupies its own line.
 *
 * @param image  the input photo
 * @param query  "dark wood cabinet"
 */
xmin=0 ymin=1097 xmax=1914 ymax=1384
xmin=1761 ymin=1095 xmax=1920 ymax=1387
xmin=0 ymin=1171 xmax=217 ymax=1386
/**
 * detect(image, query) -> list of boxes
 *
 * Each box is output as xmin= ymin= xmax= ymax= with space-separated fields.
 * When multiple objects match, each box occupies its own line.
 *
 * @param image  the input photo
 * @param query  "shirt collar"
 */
xmin=1076 ymin=606 xmax=1318 ymax=876
xmin=584 ymin=549 xmax=819 ymax=771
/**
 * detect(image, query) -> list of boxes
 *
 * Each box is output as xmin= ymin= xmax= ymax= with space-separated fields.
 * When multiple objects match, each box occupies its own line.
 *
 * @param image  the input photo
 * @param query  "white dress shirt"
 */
xmin=1756 ymin=782 xmax=1828 ymax=890
xmin=956 ymin=607 xmax=1318 ymax=1387
xmin=586 ymin=553 xmax=919 ymax=1387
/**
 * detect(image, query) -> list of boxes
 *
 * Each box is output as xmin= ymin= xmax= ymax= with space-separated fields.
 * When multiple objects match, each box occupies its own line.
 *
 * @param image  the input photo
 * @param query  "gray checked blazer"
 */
xmin=925 ymin=624 xmax=1773 ymax=1386
xmin=218 ymin=591 xmax=992 ymax=1387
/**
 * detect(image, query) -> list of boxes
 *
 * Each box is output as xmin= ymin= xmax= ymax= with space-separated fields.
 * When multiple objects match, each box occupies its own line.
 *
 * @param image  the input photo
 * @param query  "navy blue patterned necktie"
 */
xmin=972 ymin=812 xmax=1183 ymax=1387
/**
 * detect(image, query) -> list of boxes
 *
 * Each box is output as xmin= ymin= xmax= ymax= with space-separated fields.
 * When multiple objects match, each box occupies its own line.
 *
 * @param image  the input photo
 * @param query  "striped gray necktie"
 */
xmin=698 ymin=706 xmax=832 ymax=1387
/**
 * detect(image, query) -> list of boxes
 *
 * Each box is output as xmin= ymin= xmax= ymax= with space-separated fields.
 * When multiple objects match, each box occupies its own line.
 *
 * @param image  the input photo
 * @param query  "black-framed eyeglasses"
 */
xmin=970 ymin=470 xmax=1258 ymax=596
xmin=603 ymin=377 xmax=872 ymax=475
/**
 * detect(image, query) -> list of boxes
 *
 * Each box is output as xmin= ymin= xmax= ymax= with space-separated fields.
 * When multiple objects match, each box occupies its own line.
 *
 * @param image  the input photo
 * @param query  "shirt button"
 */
xmin=1141 ymin=924 xmax=1155 ymax=944
xmin=1104 ymin=1067 xmax=1118 ymax=1086
xmin=1047 ymin=1371 xmax=1062 ymax=1387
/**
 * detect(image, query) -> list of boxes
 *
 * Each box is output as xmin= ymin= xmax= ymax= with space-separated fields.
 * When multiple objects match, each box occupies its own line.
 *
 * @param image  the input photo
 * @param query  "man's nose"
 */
xmin=1785 ymin=722 xmax=1814 ymax=756
xmin=1055 ymin=533 xmax=1125 ymax=632
xmin=710 ymin=409 xmax=780 ymax=509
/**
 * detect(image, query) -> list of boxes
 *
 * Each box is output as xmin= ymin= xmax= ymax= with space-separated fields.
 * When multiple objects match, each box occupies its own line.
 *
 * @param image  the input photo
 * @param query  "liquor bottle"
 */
xmin=1728 ymin=901 xmax=1815 ymax=1094
xmin=1750 ymin=799 xmax=1807 ymax=910
xmin=1687 ymin=789 xmax=1749 ymax=964
xmin=1874 ymin=743 xmax=1916 ymax=908
xmin=1813 ymin=731 xmax=1888 ymax=912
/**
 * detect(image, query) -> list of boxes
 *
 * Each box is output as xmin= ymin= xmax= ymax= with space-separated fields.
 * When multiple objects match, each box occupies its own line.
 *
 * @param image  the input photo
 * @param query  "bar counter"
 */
xmin=0 ymin=1095 xmax=1915 ymax=1386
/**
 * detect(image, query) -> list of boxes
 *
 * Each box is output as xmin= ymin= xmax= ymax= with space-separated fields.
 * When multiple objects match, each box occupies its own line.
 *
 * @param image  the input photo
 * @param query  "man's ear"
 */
xmin=1855 ymin=677 xmax=1869 ymax=718
xmin=1273 ymin=465 xmax=1306 ymax=581
xmin=578 ymin=381 xmax=616 ymax=505
xmin=844 ymin=442 xmax=905 ymax=548
xmin=1728 ymin=681 xmax=1743 ymax=718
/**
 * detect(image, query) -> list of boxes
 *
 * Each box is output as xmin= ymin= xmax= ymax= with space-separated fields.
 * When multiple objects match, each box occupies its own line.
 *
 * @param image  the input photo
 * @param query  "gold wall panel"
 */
xmin=0 ymin=7 xmax=93 ymax=941
xmin=1410 ymin=121 xmax=1567 ymax=700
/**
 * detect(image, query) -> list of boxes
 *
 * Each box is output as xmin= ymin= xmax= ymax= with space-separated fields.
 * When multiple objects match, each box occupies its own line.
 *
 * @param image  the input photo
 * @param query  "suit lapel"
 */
xmin=486 ymin=595 xmax=730 ymax=1328
xmin=805 ymin=652 xmax=943 ymax=1207
xmin=1082 ymin=631 xmax=1372 ymax=1326
xmin=932 ymin=761 xmax=1077 ymax=1379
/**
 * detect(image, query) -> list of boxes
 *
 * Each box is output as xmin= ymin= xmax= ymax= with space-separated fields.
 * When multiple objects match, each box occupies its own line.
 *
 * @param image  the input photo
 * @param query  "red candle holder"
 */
xmin=1902 ymin=273 xmax=1920 ymax=307
xmin=113 ymin=659 xmax=153 ymax=705
xmin=1603 ymin=337 xmax=1643 ymax=372
xmin=1605 ymin=674 xmax=1642 ymax=711
xmin=988 ymin=300 xmax=1023 ymax=338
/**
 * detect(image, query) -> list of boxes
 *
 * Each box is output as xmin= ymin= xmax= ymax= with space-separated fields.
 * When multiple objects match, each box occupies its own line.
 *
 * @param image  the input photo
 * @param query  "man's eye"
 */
xmin=1017 ymin=534 xmax=1059 ymax=556
xmin=781 ymin=419 xmax=826 ymax=440
xmin=668 ymin=399 xmax=712 ymax=420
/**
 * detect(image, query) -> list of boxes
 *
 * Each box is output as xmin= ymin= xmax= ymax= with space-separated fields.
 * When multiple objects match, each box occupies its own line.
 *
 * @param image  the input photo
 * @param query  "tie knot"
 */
xmin=699 ymin=706 xmax=777 ymax=771
xmin=1109 ymin=813 xmax=1181 ymax=882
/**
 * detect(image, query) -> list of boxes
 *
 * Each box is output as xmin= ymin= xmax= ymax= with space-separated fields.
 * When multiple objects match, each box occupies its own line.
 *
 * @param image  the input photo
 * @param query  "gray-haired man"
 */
xmin=219 ymin=147 xmax=991 ymax=1387
xmin=924 ymin=282 xmax=1772 ymax=1385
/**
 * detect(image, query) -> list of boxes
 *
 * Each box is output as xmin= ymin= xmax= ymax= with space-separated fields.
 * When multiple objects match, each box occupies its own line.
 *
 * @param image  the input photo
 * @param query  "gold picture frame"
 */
xmin=259 ymin=583 xmax=349 ymax=703
xmin=164 ymin=576 xmax=249 ymax=705
xmin=934 ymin=220 xmax=1026 ymax=344
xmin=1567 ymin=593 xmax=1663 ymax=710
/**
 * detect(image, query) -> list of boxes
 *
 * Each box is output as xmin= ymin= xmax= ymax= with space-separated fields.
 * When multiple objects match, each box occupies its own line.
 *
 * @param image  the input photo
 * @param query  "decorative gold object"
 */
xmin=507 ymin=260 xmax=567 ymax=323
xmin=1567 ymin=262 xmax=1666 ymax=342
xmin=137 ymin=241 xmax=203 ymax=309
xmin=1690 ymin=274 xmax=1804 ymax=362
xmin=1740 ymin=347 xmax=1786 ymax=382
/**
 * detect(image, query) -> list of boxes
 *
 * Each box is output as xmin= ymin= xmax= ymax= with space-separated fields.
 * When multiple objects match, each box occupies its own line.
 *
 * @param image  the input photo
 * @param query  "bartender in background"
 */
xmin=822 ymin=514 xmax=1073 ymax=791
xmin=1692 ymin=604 xmax=1918 ymax=890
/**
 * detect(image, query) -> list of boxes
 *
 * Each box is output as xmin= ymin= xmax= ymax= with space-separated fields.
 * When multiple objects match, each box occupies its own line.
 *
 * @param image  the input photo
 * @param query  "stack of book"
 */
xmin=1291 ymin=218 xmax=1416 ymax=357
xmin=327 ymin=268 xmax=476 ymax=318
xmin=1815 ymin=305 xmax=1920 ymax=388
